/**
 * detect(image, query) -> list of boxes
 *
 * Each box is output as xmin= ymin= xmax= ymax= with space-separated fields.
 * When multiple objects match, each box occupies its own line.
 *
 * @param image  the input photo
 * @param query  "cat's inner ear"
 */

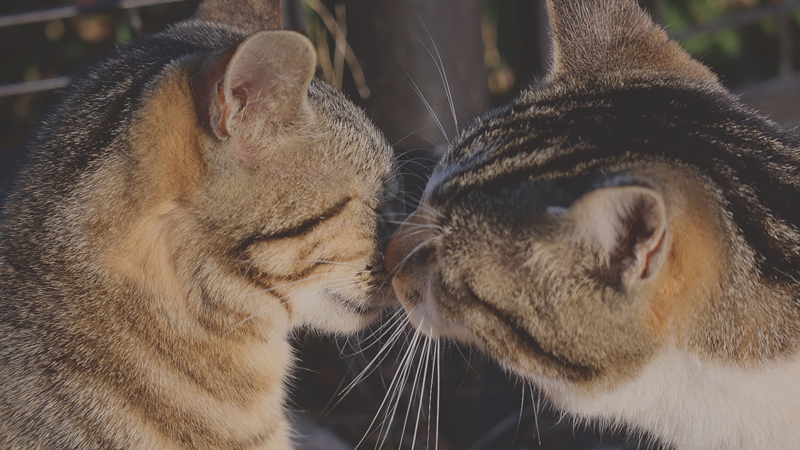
xmin=199 ymin=30 xmax=316 ymax=140
xmin=545 ymin=0 xmax=717 ymax=85
xmin=563 ymin=185 xmax=668 ymax=283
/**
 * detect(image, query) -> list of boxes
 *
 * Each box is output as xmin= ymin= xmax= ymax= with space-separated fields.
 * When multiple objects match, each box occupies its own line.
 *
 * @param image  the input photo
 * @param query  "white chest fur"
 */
xmin=539 ymin=346 xmax=800 ymax=450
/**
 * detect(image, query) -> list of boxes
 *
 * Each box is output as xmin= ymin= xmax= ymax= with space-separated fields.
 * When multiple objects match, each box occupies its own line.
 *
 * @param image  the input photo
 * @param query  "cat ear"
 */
xmin=560 ymin=185 xmax=668 ymax=283
xmin=545 ymin=0 xmax=718 ymax=85
xmin=194 ymin=0 xmax=282 ymax=34
xmin=195 ymin=30 xmax=316 ymax=140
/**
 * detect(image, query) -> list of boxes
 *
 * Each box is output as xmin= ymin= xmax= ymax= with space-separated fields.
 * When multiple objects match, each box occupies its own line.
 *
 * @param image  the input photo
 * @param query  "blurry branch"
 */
xmin=0 ymin=0 xmax=189 ymax=28
xmin=0 ymin=77 xmax=71 ymax=98
xmin=670 ymin=1 xmax=800 ymax=40
xmin=303 ymin=0 xmax=370 ymax=98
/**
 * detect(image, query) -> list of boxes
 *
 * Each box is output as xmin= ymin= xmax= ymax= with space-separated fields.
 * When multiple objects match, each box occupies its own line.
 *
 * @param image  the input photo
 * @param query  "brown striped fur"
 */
xmin=386 ymin=1 xmax=800 ymax=448
xmin=0 ymin=1 xmax=400 ymax=449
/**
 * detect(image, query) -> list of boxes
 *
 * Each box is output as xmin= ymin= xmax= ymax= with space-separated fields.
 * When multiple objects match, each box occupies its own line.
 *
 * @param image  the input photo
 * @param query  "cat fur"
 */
xmin=0 ymin=1 xmax=400 ymax=449
xmin=386 ymin=1 xmax=800 ymax=449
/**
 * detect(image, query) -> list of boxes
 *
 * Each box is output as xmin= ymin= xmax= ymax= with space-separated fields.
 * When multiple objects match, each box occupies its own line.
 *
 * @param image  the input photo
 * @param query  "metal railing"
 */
xmin=0 ymin=0 xmax=190 ymax=98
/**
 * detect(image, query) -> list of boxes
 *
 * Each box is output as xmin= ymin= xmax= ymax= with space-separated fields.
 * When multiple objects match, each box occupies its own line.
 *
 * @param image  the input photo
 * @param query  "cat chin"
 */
xmin=290 ymin=290 xmax=393 ymax=333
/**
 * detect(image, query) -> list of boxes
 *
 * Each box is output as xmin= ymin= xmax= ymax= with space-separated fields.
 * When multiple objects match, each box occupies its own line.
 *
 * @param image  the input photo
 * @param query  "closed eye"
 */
xmin=233 ymin=196 xmax=352 ymax=254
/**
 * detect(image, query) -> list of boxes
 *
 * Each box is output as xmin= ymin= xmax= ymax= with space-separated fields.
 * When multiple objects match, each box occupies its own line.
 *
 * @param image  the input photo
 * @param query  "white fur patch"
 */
xmin=538 ymin=346 xmax=800 ymax=450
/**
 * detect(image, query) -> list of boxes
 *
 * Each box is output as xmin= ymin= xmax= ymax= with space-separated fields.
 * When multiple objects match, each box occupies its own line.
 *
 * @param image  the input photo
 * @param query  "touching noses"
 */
xmin=384 ymin=210 xmax=437 ymax=276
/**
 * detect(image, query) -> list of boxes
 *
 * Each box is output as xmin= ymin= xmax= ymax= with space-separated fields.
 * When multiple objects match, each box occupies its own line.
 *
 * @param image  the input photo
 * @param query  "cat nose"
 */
xmin=385 ymin=210 xmax=437 ymax=275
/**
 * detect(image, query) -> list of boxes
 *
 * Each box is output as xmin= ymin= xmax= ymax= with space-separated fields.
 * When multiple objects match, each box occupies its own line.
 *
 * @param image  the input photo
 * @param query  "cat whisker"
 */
xmin=516 ymin=383 xmax=526 ymax=442
xmin=232 ymin=258 xmax=366 ymax=268
xmin=389 ymin=236 xmax=438 ymax=275
xmin=426 ymin=339 xmax=435 ymax=450
xmin=220 ymin=275 xmax=366 ymax=338
xmin=382 ymin=219 xmax=443 ymax=231
xmin=410 ymin=127 xmax=449 ymax=150
xmin=394 ymin=125 xmax=438 ymax=147
xmin=242 ymin=272 xmax=361 ymax=297
xmin=398 ymin=63 xmax=451 ymax=146
xmin=435 ymin=337 xmax=441 ymax=450
xmin=377 ymin=324 xmax=424 ymax=450
xmin=343 ymin=307 xmax=407 ymax=357
xmin=411 ymin=9 xmax=459 ymax=136
xmin=416 ymin=202 xmax=446 ymax=220
xmin=408 ymin=334 xmax=433 ymax=450
xmin=336 ymin=312 xmax=409 ymax=408
xmin=357 ymin=322 xmax=421 ymax=450
xmin=397 ymin=169 xmax=437 ymax=185
xmin=396 ymin=331 xmax=429 ymax=450
xmin=395 ymin=152 xmax=441 ymax=166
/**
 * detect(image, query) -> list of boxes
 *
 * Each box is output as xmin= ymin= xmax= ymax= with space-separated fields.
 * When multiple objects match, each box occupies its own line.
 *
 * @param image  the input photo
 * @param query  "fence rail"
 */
xmin=0 ymin=0 xmax=191 ymax=99
xmin=0 ymin=0 xmax=188 ymax=28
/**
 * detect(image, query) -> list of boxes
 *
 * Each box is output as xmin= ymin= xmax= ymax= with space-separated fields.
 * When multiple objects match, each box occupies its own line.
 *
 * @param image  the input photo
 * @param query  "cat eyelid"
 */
xmin=234 ymin=196 xmax=352 ymax=253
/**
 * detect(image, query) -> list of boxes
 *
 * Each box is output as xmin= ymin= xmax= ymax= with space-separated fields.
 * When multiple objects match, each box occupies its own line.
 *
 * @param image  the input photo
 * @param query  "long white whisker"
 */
xmin=426 ymin=341 xmax=434 ymax=450
xmin=394 ymin=125 xmax=437 ymax=147
xmin=390 ymin=236 xmax=438 ymax=274
xmin=515 ymin=383 xmax=525 ymax=442
xmin=399 ymin=63 xmax=451 ymax=146
xmin=411 ymin=9 xmax=459 ymax=136
xmin=356 ymin=323 xmax=421 ymax=450
xmin=383 ymin=220 xmax=443 ymax=232
xmin=338 ymin=312 xmax=410 ymax=401
xmin=414 ymin=201 xmax=446 ymax=220
xmin=242 ymin=272 xmax=360 ymax=297
xmin=375 ymin=325 xmax=423 ymax=450
xmin=233 ymin=258 xmax=366 ymax=268
xmin=435 ymin=338 xmax=441 ymax=450
xmin=398 ymin=334 xmax=429 ymax=449
xmin=409 ymin=336 xmax=432 ymax=450
xmin=531 ymin=383 xmax=542 ymax=448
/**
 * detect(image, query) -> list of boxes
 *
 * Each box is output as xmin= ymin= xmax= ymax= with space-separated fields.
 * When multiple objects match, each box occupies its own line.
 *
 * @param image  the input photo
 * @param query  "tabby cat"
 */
xmin=0 ymin=0 xmax=400 ymax=448
xmin=386 ymin=1 xmax=800 ymax=449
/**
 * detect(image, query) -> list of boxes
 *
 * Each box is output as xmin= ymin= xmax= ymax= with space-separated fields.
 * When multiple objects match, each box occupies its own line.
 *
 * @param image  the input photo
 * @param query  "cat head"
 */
xmin=9 ymin=25 xmax=401 ymax=336
xmin=386 ymin=0 xmax=800 ymax=394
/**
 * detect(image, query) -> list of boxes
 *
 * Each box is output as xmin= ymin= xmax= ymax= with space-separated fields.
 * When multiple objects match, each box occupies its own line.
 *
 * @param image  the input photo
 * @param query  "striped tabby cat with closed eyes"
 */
xmin=0 ymin=0 xmax=400 ymax=448
xmin=386 ymin=1 xmax=800 ymax=449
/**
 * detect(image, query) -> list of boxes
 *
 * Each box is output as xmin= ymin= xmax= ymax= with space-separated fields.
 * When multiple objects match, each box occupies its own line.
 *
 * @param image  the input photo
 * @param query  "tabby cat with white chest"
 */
xmin=0 ymin=0 xmax=400 ymax=448
xmin=386 ymin=1 xmax=800 ymax=449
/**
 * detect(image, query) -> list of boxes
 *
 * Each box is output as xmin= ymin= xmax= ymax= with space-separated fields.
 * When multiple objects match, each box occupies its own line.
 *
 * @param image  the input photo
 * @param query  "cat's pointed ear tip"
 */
xmin=242 ymin=30 xmax=316 ymax=71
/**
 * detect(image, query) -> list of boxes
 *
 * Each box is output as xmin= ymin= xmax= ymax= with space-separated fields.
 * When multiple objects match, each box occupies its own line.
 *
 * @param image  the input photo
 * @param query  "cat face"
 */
xmin=386 ymin=0 xmax=800 ymax=395
xmin=55 ymin=31 xmax=401 ymax=336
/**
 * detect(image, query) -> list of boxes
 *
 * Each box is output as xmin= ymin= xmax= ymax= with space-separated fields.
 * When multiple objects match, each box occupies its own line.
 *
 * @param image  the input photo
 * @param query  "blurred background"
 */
xmin=1 ymin=0 xmax=798 ymax=448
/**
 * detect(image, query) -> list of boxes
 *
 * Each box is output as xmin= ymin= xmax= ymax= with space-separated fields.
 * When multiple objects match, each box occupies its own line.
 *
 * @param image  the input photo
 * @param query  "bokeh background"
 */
xmin=1 ymin=0 xmax=798 ymax=449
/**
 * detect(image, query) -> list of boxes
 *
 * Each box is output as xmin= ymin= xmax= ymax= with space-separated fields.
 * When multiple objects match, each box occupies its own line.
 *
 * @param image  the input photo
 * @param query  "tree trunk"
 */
xmin=344 ymin=0 xmax=490 ymax=200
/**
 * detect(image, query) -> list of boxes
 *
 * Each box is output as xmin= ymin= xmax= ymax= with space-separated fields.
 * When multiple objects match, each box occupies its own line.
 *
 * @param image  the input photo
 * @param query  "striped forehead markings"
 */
xmin=431 ymin=85 xmax=800 ymax=279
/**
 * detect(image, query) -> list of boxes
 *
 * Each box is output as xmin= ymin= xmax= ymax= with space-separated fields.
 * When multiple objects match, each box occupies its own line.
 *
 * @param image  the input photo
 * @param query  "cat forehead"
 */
xmin=430 ymin=81 xmax=737 ymax=204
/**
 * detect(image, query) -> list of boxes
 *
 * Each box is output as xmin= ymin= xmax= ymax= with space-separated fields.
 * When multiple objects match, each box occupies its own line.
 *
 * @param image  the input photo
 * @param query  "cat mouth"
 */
xmin=328 ymin=292 xmax=388 ymax=316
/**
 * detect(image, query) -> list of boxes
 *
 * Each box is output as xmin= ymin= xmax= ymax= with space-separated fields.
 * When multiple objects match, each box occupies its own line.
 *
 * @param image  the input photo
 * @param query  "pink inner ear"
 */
xmin=216 ymin=84 xmax=232 ymax=137
xmin=637 ymin=226 xmax=666 ymax=279
xmin=626 ymin=191 xmax=668 ymax=280
xmin=219 ymin=31 xmax=316 ymax=135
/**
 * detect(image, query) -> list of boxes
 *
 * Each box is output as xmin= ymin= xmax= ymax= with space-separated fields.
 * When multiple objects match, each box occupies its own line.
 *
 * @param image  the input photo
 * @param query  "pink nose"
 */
xmin=384 ymin=210 xmax=436 ymax=275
